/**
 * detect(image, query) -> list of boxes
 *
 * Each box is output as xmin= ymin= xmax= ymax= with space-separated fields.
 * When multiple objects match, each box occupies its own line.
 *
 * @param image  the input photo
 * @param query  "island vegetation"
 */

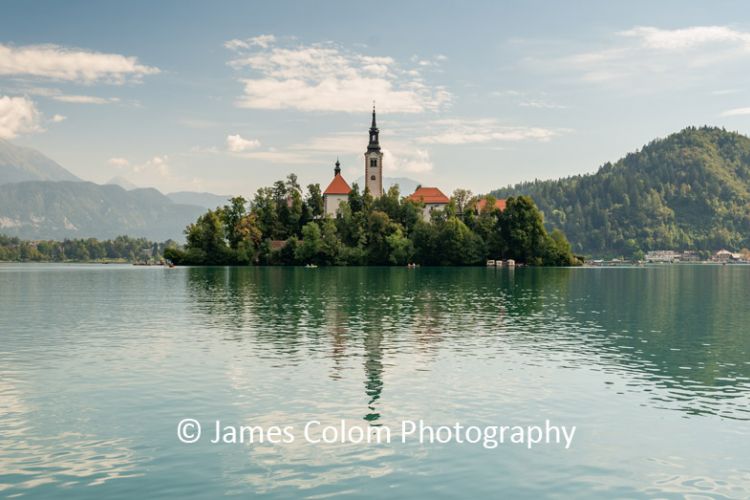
xmin=165 ymin=175 xmax=578 ymax=266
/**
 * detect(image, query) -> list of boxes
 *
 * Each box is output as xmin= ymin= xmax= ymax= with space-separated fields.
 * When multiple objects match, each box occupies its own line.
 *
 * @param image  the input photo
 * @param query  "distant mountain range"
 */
xmin=492 ymin=127 xmax=750 ymax=256
xmin=0 ymin=139 xmax=81 ymax=184
xmin=0 ymin=141 xmax=208 ymax=241
xmin=0 ymin=181 xmax=205 ymax=241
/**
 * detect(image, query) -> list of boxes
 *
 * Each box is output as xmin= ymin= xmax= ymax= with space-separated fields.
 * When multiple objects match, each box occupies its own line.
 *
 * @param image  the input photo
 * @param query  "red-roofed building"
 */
xmin=323 ymin=159 xmax=351 ymax=216
xmin=473 ymin=197 xmax=507 ymax=213
xmin=407 ymin=186 xmax=450 ymax=221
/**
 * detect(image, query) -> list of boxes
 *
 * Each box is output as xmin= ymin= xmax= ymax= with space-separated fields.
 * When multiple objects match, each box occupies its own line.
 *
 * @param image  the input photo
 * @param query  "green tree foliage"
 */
xmin=172 ymin=176 xmax=577 ymax=266
xmin=0 ymin=234 xmax=175 ymax=262
xmin=491 ymin=126 xmax=750 ymax=257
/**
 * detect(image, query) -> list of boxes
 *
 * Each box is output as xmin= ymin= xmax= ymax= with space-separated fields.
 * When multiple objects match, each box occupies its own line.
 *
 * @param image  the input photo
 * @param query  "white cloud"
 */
xmin=224 ymin=34 xmax=277 ymax=51
xmin=53 ymin=95 xmax=120 ymax=104
xmin=108 ymin=157 xmax=130 ymax=168
xmin=226 ymin=37 xmax=450 ymax=113
xmin=383 ymin=148 xmax=433 ymax=173
xmin=620 ymin=26 xmax=750 ymax=51
xmin=0 ymin=95 xmax=42 ymax=138
xmin=518 ymin=99 xmax=567 ymax=109
xmin=16 ymin=86 xmax=121 ymax=104
xmin=0 ymin=43 xmax=159 ymax=84
xmin=720 ymin=107 xmax=750 ymax=117
xmin=417 ymin=118 xmax=562 ymax=145
xmin=110 ymin=155 xmax=169 ymax=176
xmin=135 ymin=155 xmax=170 ymax=176
xmin=542 ymin=25 xmax=750 ymax=87
xmin=226 ymin=133 xmax=261 ymax=152
xmin=50 ymin=114 xmax=66 ymax=123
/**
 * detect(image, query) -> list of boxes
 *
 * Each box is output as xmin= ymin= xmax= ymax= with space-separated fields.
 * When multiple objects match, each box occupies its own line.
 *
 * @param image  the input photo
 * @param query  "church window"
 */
xmin=370 ymin=158 xmax=377 ymax=167
xmin=370 ymin=175 xmax=376 ymax=181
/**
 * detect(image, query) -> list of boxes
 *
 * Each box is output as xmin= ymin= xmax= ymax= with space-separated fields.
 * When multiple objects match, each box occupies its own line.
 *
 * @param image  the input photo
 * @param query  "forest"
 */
xmin=492 ymin=127 xmax=750 ymax=257
xmin=0 ymin=234 xmax=173 ymax=262
xmin=165 ymin=176 xmax=578 ymax=267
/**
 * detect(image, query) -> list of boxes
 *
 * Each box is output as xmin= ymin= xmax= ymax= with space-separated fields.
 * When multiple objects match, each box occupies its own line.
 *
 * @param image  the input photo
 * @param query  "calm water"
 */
xmin=1 ymin=264 xmax=749 ymax=499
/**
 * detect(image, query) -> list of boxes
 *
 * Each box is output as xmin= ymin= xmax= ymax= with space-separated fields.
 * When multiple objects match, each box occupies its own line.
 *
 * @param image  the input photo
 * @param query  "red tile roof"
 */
xmin=323 ymin=174 xmax=351 ymax=195
xmin=475 ymin=198 xmax=506 ymax=212
xmin=407 ymin=187 xmax=449 ymax=204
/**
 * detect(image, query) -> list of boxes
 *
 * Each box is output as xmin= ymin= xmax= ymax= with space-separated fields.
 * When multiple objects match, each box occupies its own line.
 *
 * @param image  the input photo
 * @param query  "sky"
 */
xmin=2 ymin=0 xmax=750 ymax=197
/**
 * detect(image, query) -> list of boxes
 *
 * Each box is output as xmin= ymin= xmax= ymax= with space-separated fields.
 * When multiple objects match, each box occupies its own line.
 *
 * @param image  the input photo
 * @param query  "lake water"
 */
xmin=1 ymin=264 xmax=749 ymax=498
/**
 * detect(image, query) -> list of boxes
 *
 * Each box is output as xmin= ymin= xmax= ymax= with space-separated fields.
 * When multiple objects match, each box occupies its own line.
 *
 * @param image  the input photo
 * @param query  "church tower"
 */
xmin=364 ymin=105 xmax=383 ymax=197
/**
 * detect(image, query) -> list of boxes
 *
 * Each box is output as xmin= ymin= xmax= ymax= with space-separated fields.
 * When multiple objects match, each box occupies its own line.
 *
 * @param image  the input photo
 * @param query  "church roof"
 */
xmin=475 ymin=198 xmax=507 ymax=212
xmin=323 ymin=174 xmax=351 ymax=195
xmin=408 ymin=187 xmax=450 ymax=204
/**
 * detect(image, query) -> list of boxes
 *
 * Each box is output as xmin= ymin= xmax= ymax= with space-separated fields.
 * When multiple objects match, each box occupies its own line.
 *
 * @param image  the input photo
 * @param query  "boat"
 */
xmin=305 ymin=264 xmax=318 ymax=268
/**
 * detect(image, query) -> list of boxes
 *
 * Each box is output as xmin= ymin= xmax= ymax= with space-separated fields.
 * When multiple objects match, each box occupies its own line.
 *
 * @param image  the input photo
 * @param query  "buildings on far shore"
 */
xmin=322 ymin=106 xmax=493 ymax=221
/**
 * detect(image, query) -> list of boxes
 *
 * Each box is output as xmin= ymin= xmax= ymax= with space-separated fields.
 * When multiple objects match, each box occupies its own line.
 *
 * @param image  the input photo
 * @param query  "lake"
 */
xmin=1 ymin=264 xmax=749 ymax=498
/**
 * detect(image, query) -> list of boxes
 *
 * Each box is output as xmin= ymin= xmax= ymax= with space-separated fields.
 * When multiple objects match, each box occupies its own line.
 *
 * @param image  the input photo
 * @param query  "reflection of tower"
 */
xmin=363 ymin=329 xmax=384 ymax=423
xmin=364 ymin=105 xmax=383 ymax=197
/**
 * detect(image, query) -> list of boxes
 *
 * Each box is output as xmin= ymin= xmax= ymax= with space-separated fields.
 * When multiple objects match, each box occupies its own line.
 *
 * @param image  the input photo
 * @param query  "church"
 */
xmin=323 ymin=106 xmax=450 ymax=219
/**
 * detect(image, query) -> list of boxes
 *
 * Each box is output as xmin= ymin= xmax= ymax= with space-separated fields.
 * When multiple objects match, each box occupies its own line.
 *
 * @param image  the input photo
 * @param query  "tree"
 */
xmin=295 ymin=222 xmax=324 ymax=264
xmin=221 ymin=196 xmax=247 ymax=250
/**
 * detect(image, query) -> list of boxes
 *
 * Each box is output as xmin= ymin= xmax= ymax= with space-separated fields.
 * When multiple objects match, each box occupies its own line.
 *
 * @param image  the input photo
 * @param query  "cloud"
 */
xmin=226 ymin=36 xmax=450 ymax=113
xmin=417 ymin=118 xmax=563 ymax=145
xmin=50 ymin=114 xmax=66 ymax=123
xmin=108 ymin=157 xmax=130 ymax=168
xmin=0 ymin=95 xmax=42 ymax=138
xmin=720 ymin=107 xmax=750 ymax=117
xmin=383 ymin=148 xmax=433 ymax=173
xmin=0 ymin=43 xmax=159 ymax=84
xmin=110 ymin=155 xmax=168 ymax=176
xmin=53 ymin=94 xmax=120 ymax=104
xmin=619 ymin=26 xmax=750 ymax=51
xmin=518 ymin=99 xmax=567 ymax=109
xmin=541 ymin=25 xmax=750 ymax=87
xmin=134 ymin=155 xmax=170 ymax=176
xmin=224 ymin=34 xmax=277 ymax=51
xmin=226 ymin=133 xmax=261 ymax=152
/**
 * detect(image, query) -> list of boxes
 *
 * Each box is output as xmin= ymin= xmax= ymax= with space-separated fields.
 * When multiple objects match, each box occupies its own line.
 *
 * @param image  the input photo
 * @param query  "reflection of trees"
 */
xmin=185 ymin=265 xmax=750 ymax=421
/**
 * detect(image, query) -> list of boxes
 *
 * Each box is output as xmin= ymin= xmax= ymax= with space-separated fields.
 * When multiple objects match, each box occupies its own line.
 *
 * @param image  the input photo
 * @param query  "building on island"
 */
xmin=365 ymin=105 xmax=384 ymax=198
xmin=471 ymin=197 xmax=507 ymax=214
xmin=407 ymin=187 xmax=450 ymax=221
xmin=323 ymin=159 xmax=351 ymax=217
xmin=322 ymin=106 xmax=469 ymax=222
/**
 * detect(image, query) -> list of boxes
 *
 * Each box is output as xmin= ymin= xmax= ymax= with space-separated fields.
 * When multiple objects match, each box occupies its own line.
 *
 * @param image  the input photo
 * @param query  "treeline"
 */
xmin=492 ymin=127 xmax=750 ymax=257
xmin=165 ymin=174 xmax=578 ymax=266
xmin=0 ymin=234 xmax=174 ymax=262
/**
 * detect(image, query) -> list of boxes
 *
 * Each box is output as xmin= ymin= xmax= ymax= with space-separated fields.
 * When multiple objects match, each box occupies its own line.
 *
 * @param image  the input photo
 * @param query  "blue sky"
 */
xmin=2 ymin=0 xmax=750 ymax=196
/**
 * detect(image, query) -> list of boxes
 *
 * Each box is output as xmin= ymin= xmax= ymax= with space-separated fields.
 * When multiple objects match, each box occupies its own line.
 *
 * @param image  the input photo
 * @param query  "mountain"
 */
xmin=0 ymin=181 xmax=204 ymax=241
xmin=106 ymin=176 xmax=138 ymax=190
xmin=491 ymin=127 xmax=750 ymax=256
xmin=353 ymin=176 xmax=421 ymax=195
xmin=0 ymin=139 xmax=81 ymax=184
xmin=167 ymin=191 xmax=231 ymax=210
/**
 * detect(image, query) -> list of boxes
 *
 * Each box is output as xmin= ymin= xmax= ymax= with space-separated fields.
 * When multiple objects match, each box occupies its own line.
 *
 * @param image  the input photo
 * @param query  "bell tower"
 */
xmin=364 ymin=104 xmax=383 ymax=197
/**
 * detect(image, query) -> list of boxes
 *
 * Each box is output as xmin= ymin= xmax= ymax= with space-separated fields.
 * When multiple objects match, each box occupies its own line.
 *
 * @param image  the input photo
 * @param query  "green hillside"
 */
xmin=491 ymin=127 xmax=750 ymax=257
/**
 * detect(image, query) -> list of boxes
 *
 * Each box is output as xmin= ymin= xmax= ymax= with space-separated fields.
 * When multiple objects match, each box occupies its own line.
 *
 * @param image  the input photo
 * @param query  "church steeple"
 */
xmin=334 ymin=158 xmax=341 ymax=175
xmin=364 ymin=103 xmax=384 ymax=197
xmin=368 ymin=104 xmax=380 ymax=152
